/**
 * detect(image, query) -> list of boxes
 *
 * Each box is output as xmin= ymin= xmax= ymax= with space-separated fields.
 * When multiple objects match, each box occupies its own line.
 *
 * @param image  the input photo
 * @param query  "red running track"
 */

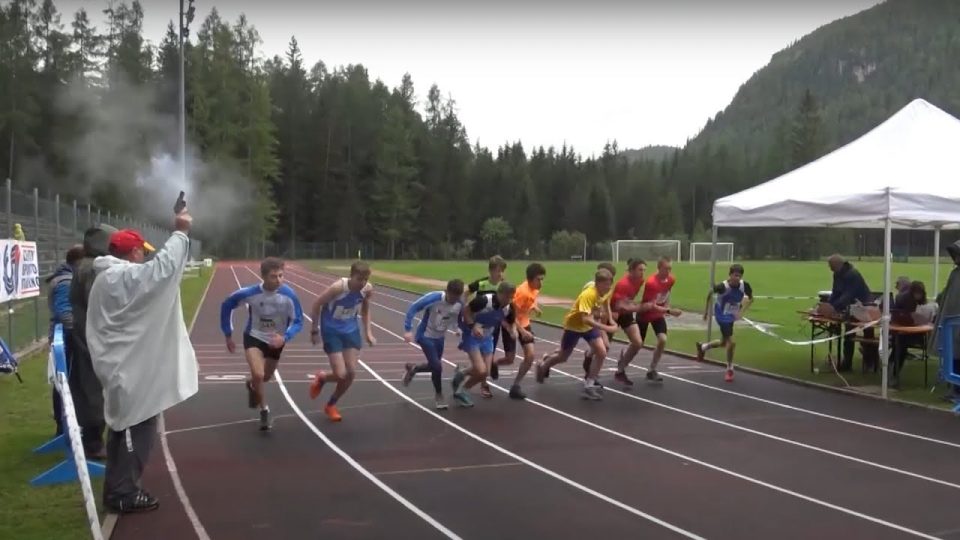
xmin=110 ymin=262 xmax=960 ymax=540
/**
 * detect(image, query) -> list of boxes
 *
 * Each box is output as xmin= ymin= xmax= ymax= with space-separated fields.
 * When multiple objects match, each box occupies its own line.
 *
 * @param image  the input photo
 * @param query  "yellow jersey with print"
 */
xmin=563 ymin=285 xmax=605 ymax=332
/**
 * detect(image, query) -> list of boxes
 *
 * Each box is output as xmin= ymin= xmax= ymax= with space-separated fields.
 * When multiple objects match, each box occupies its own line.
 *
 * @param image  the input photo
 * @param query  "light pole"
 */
xmin=178 ymin=0 xmax=194 ymax=186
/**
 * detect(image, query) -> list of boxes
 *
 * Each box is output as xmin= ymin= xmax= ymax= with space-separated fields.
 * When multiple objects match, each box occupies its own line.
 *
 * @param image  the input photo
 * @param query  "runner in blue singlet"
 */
xmin=697 ymin=263 xmax=753 ymax=383
xmin=220 ymin=257 xmax=304 ymax=430
xmin=308 ymin=261 xmax=376 ymax=422
xmin=451 ymin=282 xmax=518 ymax=408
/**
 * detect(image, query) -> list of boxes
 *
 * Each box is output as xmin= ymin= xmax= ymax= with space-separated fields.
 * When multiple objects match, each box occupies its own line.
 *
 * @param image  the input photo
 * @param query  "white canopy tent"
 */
xmin=708 ymin=98 xmax=960 ymax=398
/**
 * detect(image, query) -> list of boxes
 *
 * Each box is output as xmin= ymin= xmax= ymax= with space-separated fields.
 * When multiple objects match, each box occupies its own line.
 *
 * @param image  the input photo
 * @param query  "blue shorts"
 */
xmin=560 ymin=328 xmax=602 ymax=352
xmin=322 ymin=327 xmax=363 ymax=354
xmin=716 ymin=320 xmax=734 ymax=339
xmin=458 ymin=331 xmax=495 ymax=356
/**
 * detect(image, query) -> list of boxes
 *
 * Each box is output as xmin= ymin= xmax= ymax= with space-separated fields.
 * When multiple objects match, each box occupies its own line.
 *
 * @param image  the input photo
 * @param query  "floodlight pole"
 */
xmin=178 ymin=0 xmax=187 ymax=187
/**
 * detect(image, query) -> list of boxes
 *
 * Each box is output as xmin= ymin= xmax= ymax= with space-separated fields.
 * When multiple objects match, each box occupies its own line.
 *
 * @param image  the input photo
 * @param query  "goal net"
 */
xmin=689 ymin=242 xmax=735 ymax=263
xmin=611 ymin=240 xmax=681 ymax=263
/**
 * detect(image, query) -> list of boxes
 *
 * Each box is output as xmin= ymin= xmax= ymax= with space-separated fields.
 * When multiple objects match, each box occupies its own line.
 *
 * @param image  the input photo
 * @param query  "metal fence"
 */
xmin=1 ymin=177 xmax=203 ymax=353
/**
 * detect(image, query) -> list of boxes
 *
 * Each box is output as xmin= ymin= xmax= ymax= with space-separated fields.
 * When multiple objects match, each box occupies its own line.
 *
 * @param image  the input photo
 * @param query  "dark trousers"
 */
xmin=890 ymin=334 xmax=924 ymax=379
xmin=67 ymin=330 xmax=106 ymax=455
xmin=104 ymin=415 xmax=158 ymax=505
xmin=839 ymin=325 xmax=877 ymax=372
xmin=52 ymin=388 xmax=64 ymax=435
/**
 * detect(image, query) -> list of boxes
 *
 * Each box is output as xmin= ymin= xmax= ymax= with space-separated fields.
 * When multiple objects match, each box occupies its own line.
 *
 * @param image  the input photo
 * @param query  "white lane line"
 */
xmin=286 ymin=267 xmax=960 ymax=451
xmin=154 ymin=263 xmax=217 ymax=540
xmin=374 ymin=462 xmax=523 ymax=477
xmin=281 ymin=268 xmax=954 ymax=537
xmin=359 ymin=310 xmax=941 ymax=540
xmin=165 ymin=399 xmax=415 ymax=435
xmin=247 ymin=265 xmax=704 ymax=539
xmin=229 ymin=266 xmax=462 ymax=540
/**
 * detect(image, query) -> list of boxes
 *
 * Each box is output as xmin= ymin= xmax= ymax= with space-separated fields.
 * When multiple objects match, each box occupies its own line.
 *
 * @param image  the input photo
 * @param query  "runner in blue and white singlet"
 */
xmin=697 ymin=263 xmax=753 ymax=383
xmin=401 ymin=280 xmax=465 ymax=410
xmin=308 ymin=261 xmax=376 ymax=422
xmin=220 ymin=257 xmax=303 ymax=430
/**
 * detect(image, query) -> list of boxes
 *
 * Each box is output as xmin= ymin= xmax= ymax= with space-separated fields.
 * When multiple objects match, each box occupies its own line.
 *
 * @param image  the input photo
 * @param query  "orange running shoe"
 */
xmin=724 ymin=369 xmax=734 ymax=383
xmin=324 ymin=404 xmax=342 ymax=422
xmin=309 ymin=371 xmax=326 ymax=399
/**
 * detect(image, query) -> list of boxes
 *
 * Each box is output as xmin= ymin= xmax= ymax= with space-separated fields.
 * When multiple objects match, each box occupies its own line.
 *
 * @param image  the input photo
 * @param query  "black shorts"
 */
xmin=616 ymin=312 xmax=637 ymax=329
xmin=243 ymin=333 xmax=284 ymax=360
xmin=639 ymin=319 xmax=668 ymax=341
xmin=717 ymin=321 xmax=734 ymax=339
xmin=501 ymin=325 xmax=534 ymax=354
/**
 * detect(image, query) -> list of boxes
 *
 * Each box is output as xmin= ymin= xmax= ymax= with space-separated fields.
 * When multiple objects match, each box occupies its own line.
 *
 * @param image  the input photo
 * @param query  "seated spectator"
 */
xmin=46 ymin=244 xmax=85 ymax=436
xmin=890 ymin=281 xmax=938 ymax=388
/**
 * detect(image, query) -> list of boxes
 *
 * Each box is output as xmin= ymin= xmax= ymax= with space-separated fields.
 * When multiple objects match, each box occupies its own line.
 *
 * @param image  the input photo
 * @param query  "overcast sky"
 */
xmin=62 ymin=0 xmax=881 ymax=156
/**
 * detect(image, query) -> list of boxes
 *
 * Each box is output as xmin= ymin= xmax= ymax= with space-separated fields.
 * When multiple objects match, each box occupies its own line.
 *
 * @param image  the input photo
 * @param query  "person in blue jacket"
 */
xmin=221 ymin=257 xmax=304 ymax=430
xmin=46 ymin=244 xmax=85 ymax=436
xmin=401 ymin=279 xmax=465 ymax=410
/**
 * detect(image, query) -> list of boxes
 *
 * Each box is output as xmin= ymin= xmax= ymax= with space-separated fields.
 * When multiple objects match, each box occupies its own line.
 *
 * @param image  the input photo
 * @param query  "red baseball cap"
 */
xmin=109 ymin=229 xmax=156 ymax=256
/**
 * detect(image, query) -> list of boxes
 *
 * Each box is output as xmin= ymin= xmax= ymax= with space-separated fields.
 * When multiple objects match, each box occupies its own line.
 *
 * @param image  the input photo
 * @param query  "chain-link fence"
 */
xmin=1 ymin=177 xmax=204 ymax=353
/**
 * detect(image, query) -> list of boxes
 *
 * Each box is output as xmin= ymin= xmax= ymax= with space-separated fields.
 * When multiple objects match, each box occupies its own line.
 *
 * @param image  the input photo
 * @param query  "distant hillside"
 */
xmin=622 ymin=145 xmax=677 ymax=163
xmin=665 ymin=0 xmax=960 ymax=258
xmin=688 ymin=0 xmax=960 ymax=164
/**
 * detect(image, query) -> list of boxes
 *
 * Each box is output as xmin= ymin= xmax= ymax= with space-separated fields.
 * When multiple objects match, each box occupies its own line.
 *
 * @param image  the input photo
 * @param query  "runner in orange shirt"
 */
xmin=494 ymin=263 xmax=546 ymax=400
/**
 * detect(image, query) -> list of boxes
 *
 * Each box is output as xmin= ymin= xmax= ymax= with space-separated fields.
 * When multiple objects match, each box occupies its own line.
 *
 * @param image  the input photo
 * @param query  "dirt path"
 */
xmin=332 ymin=267 xmax=752 ymax=332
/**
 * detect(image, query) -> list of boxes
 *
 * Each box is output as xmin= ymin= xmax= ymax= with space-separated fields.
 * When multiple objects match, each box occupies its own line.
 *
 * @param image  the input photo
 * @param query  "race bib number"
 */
xmin=656 ymin=292 xmax=670 ymax=305
xmin=722 ymin=303 xmax=740 ymax=316
xmin=332 ymin=305 xmax=358 ymax=320
xmin=257 ymin=318 xmax=277 ymax=331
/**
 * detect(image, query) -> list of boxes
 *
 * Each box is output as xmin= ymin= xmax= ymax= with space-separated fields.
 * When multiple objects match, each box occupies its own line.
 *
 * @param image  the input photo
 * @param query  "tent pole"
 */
xmin=934 ymin=227 xmax=942 ymax=293
xmin=881 ymin=218 xmax=893 ymax=399
xmin=706 ymin=225 xmax=719 ymax=342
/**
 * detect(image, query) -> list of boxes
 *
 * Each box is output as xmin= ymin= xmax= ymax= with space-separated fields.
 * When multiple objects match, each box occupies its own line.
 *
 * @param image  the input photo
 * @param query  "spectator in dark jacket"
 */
xmin=827 ymin=254 xmax=876 ymax=372
xmin=67 ymin=224 xmax=117 ymax=460
xmin=47 ymin=245 xmax=85 ymax=435
xmin=47 ymin=245 xmax=85 ymax=339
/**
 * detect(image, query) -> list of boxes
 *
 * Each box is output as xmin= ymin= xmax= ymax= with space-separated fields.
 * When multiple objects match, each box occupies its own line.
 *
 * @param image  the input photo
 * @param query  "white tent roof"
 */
xmin=713 ymin=98 xmax=960 ymax=230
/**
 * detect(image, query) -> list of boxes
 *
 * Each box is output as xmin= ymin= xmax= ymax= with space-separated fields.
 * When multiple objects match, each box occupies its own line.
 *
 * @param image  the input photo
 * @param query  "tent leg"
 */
xmin=881 ymin=218 xmax=893 ymax=399
xmin=706 ymin=226 xmax=719 ymax=342
xmin=934 ymin=227 xmax=941 ymax=294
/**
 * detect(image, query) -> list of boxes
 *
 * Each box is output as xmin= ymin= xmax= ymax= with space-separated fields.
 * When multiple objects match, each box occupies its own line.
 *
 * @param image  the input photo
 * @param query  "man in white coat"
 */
xmin=87 ymin=209 xmax=197 ymax=513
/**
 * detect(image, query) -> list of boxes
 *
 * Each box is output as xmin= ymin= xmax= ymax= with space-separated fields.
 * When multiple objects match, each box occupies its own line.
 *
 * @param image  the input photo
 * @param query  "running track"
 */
xmin=110 ymin=262 xmax=960 ymax=540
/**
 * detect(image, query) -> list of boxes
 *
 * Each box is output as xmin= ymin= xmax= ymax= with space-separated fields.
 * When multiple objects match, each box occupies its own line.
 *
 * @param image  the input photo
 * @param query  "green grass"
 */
xmin=0 ymin=269 xmax=214 ymax=540
xmin=305 ymin=259 xmax=949 ymax=408
xmin=1 ymin=295 xmax=52 ymax=352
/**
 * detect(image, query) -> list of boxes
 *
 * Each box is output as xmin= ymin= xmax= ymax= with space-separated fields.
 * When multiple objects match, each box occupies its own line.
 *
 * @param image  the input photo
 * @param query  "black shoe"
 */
xmin=106 ymin=491 xmax=159 ymax=514
xmin=490 ymin=362 xmax=499 ymax=380
xmin=509 ymin=385 xmax=526 ymax=400
xmin=646 ymin=370 xmax=663 ymax=382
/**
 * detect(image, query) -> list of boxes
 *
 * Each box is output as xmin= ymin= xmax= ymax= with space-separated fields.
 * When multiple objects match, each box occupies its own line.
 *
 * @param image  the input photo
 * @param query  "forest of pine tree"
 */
xmin=2 ymin=0 xmax=959 ymax=259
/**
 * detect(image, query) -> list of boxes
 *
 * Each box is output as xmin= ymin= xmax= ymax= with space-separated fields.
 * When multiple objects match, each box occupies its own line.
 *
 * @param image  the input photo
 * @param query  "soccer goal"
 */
xmin=689 ymin=242 xmax=735 ymax=263
xmin=611 ymin=240 xmax=682 ymax=263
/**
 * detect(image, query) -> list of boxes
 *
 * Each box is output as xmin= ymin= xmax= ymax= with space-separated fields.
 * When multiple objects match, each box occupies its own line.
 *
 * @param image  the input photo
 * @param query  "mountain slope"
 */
xmin=690 ymin=0 xmax=960 ymax=165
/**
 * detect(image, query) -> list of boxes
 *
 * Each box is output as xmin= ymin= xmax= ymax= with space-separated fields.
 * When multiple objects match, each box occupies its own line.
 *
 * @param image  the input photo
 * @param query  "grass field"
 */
xmin=305 ymin=259 xmax=951 ymax=408
xmin=0 ymin=268 xmax=213 ymax=540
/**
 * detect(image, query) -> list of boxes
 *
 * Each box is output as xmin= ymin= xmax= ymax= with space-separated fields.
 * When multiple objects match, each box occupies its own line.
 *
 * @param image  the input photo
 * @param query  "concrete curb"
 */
xmin=351 ymin=273 xmax=956 ymax=417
